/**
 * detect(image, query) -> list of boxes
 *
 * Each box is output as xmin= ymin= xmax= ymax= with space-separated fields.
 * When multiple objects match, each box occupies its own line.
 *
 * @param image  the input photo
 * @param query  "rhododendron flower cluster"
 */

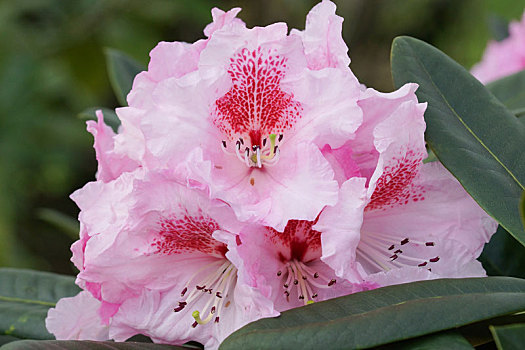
xmin=46 ymin=1 xmax=497 ymax=348
xmin=472 ymin=11 xmax=525 ymax=83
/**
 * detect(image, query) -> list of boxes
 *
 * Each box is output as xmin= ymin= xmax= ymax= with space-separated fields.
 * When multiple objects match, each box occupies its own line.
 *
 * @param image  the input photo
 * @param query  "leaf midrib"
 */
xmin=0 ymin=295 xmax=55 ymax=307
xmin=402 ymin=40 xmax=525 ymax=192
xmin=224 ymin=291 xmax=525 ymax=348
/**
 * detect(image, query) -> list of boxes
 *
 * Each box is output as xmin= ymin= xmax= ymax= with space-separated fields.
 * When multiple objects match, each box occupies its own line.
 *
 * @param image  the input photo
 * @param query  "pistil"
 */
xmin=173 ymin=260 xmax=237 ymax=327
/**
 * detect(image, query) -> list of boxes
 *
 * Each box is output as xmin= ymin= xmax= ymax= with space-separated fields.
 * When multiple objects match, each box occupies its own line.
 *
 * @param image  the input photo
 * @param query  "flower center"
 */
xmin=213 ymin=47 xmax=302 ymax=168
xmin=221 ymin=133 xmax=283 ymax=168
xmin=277 ymin=259 xmax=336 ymax=305
xmin=173 ymin=259 xmax=237 ymax=327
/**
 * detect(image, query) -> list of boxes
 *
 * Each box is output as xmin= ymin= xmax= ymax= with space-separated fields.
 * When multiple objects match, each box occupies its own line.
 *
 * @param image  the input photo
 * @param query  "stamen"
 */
xmin=177 ymin=260 xmax=237 ymax=328
xmin=278 ymin=259 xmax=337 ymax=305
xmin=219 ymin=132 xmax=283 ymax=168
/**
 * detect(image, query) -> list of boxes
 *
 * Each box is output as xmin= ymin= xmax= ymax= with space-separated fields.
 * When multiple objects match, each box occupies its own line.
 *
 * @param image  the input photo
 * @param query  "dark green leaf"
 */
xmin=378 ymin=331 xmax=474 ymax=350
xmin=490 ymin=323 xmax=525 ymax=350
xmin=0 ymin=336 xmax=19 ymax=346
xmin=479 ymin=226 xmax=525 ymax=278
xmin=220 ymin=277 xmax=525 ymax=350
xmin=78 ymin=107 xmax=121 ymax=132
xmin=486 ymin=69 xmax=525 ymax=113
xmin=488 ymin=15 xmax=510 ymax=42
xmin=0 ymin=340 xmax=187 ymax=349
xmin=37 ymin=208 xmax=79 ymax=240
xmin=520 ymin=191 xmax=525 ymax=227
xmin=0 ymin=268 xmax=80 ymax=340
xmin=104 ymin=49 xmax=145 ymax=106
xmin=391 ymin=36 xmax=525 ymax=247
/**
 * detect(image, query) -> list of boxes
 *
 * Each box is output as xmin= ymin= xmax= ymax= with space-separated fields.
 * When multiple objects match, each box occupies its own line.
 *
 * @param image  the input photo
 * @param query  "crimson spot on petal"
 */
xmin=214 ymin=47 xmax=302 ymax=146
xmin=152 ymin=209 xmax=227 ymax=257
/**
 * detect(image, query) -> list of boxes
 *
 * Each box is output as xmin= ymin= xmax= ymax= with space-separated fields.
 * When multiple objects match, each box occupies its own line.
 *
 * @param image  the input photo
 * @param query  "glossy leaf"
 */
xmin=520 ymin=191 xmax=525 ymax=227
xmin=0 ymin=268 xmax=80 ymax=340
xmin=479 ymin=225 xmax=525 ymax=278
xmin=0 ymin=340 xmax=187 ymax=350
xmin=486 ymin=69 xmax=525 ymax=115
xmin=379 ymin=331 xmax=474 ymax=350
xmin=0 ymin=335 xmax=18 ymax=346
xmin=391 ymin=36 xmax=525 ymax=247
xmin=490 ymin=323 xmax=525 ymax=350
xmin=104 ymin=48 xmax=144 ymax=106
xmin=78 ymin=107 xmax=121 ymax=132
xmin=220 ymin=277 xmax=525 ymax=350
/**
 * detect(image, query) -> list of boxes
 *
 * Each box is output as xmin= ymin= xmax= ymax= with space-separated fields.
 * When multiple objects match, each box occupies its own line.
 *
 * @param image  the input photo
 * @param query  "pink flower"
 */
xmin=46 ymin=291 xmax=109 ymax=341
xmin=228 ymin=178 xmax=374 ymax=311
xmin=116 ymin=0 xmax=362 ymax=230
xmin=48 ymin=170 xmax=276 ymax=348
xmin=321 ymin=84 xmax=497 ymax=285
xmin=472 ymin=12 xmax=525 ymax=83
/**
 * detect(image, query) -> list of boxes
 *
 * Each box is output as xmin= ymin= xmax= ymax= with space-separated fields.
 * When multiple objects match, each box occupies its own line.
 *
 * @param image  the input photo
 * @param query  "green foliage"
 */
xmin=104 ymin=49 xmax=145 ymax=107
xmin=220 ymin=277 xmax=525 ymax=349
xmin=382 ymin=331 xmax=474 ymax=350
xmin=479 ymin=226 xmax=525 ymax=278
xmin=391 ymin=36 xmax=525 ymax=247
xmin=490 ymin=323 xmax=525 ymax=350
xmin=486 ymin=70 xmax=525 ymax=116
xmin=0 ymin=268 xmax=80 ymax=341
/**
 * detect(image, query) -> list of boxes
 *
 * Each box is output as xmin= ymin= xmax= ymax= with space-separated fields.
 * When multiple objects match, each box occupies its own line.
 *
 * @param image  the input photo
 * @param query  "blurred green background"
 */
xmin=1 ymin=0 xmax=524 ymax=275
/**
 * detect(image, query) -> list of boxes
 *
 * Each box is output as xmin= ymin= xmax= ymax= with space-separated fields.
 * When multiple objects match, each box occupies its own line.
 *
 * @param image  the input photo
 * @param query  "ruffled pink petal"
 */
xmin=290 ymin=0 xmax=350 ymax=70
xmin=87 ymin=110 xmax=139 ymax=183
xmin=287 ymin=67 xmax=362 ymax=149
xmin=364 ymin=162 xmax=496 ymax=258
xmin=46 ymin=291 xmax=109 ymax=340
xmin=352 ymin=83 xmax=423 ymax=180
xmin=316 ymin=177 xmax=368 ymax=283
xmin=471 ymin=11 xmax=525 ymax=84
xmin=364 ymin=94 xmax=427 ymax=205
xmin=179 ymin=142 xmax=339 ymax=230
xmin=204 ymin=8 xmax=245 ymax=37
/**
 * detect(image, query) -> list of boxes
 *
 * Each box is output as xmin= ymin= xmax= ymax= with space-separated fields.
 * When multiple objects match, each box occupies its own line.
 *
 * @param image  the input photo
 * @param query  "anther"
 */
xmin=215 ymin=317 xmax=220 ymax=323
xmin=284 ymin=291 xmax=290 ymax=296
xmin=239 ymin=137 xmax=244 ymax=145
xmin=429 ymin=256 xmax=440 ymax=263
xmin=426 ymin=242 xmax=435 ymax=246
xmin=293 ymin=279 xmax=299 ymax=285
xmin=181 ymin=287 xmax=187 ymax=297
xmin=328 ymin=279 xmax=336 ymax=286
xmin=277 ymin=271 xmax=282 ymax=276
xmin=192 ymin=321 xmax=198 ymax=328
xmin=284 ymin=283 xmax=289 ymax=288
xmin=211 ymin=306 xmax=216 ymax=314
xmin=216 ymin=292 xmax=223 ymax=298
xmin=222 ymin=140 xmax=227 ymax=148
xmin=312 ymin=293 xmax=318 ymax=298
xmin=278 ymin=134 xmax=283 ymax=142
xmin=394 ymin=249 xmax=402 ymax=254
xmin=418 ymin=262 xmax=427 ymax=267
xmin=401 ymin=238 xmax=409 ymax=245
xmin=390 ymin=254 xmax=398 ymax=260
xmin=262 ymin=138 xmax=267 ymax=147
xmin=388 ymin=245 xmax=395 ymax=250
xmin=299 ymin=295 xmax=305 ymax=300
xmin=313 ymin=272 xmax=319 ymax=279
xmin=173 ymin=301 xmax=187 ymax=312
xmin=196 ymin=285 xmax=205 ymax=290
xmin=302 ymin=276 xmax=307 ymax=280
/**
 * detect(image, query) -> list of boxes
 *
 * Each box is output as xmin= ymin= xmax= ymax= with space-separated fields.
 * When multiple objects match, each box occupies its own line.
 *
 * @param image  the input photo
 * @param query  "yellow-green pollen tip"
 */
xmin=306 ymin=300 xmax=315 ymax=305
xmin=192 ymin=310 xmax=200 ymax=320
